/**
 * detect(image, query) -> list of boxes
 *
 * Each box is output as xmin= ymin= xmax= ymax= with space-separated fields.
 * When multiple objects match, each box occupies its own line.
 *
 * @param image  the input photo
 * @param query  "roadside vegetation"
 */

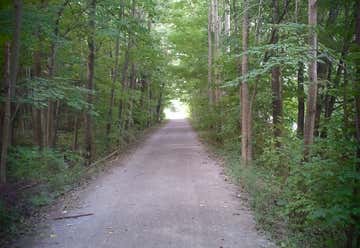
xmin=0 ymin=0 xmax=171 ymax=243
xmin=168 ymin=0 xmax=360 ymax=247
xmin=1 ymin=0 xmax=359 ymax=247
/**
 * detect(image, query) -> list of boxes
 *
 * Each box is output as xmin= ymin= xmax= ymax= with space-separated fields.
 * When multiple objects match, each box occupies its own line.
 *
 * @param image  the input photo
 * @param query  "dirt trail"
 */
xmin=16 ymin=119 xmax=274 ymax=248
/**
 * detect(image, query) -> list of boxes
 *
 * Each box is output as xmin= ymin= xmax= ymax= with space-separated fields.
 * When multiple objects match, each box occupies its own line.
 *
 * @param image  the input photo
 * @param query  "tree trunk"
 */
xmin=348 ymin=1 xmax=360 ymax=246
xmin=323 ymin=45 xmax=350 ymax=133
xmin=0 ymin=43 xmax=11 ymax=184
xmin=46 ymin=1 xmax=68 ymax=148
xmin=224 ymin=0 xmax=230 ymax=52
xmin=297 ymin=62 xmax=305 ymax=137
xmin=241 ymin=0 xmax=252 ymax=163
xmin=343 ymin=66 xmax=350 ymax=133
xmin=106 ymin=36 xmax=120 ymax=142
xmin=304 ymin=0 xmax=317 ymax=158
xmin=84 ymin=0 xmax=96 ymax=164
xmin=33 ymin=48 xmax=43 ymax=148
xmin=233 ymin=0 xmax=241 ymax=83
xmin=72 ymin=115 xmax=79 ymax=151
xmin=126 ymin=63 xmax=136 ymax=129
xmin=10 ymin=0 xmax=22 ymax=117
xmin=118 ymin=38 xmax=130 ymax=133
xmin=315 ymin=59 xmax=330 ymax=137
xmin=1 ymin=0 xmax=22 ymax=161
xmin=147 ymin=82 xmax=152 ymax=127
xmin=106 ymin=2 xmax=123 ymax=141
xmin=156 ymin=82 xmax=165 ymax=122
xmin=207 ymin=3 xmax=213 ymax=105
xmin=271 ymin=0 xmax=282 ymax=143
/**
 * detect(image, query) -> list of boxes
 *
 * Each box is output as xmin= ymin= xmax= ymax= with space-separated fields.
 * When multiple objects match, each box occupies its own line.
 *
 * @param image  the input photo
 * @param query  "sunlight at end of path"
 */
xmin=164 ymin=99 xmax=189 ymax=119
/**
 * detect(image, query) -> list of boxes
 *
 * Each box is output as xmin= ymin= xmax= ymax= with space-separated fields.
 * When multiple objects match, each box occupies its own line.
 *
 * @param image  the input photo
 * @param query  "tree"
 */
xmin=0 ymin=0 xmax=22 ymax=184
xmin=208 ymin=2 xmax=213 ymax=105
xmin=85 ymin=0 xmax=96 ymax=164
xmin=0 ymin=43 xmax=11 ymax=184
xmin=106 ymin=5 xmax=122 ymax=146
xmin=271 ymin=0 xmax=282 ymax=142
xmin=240 ymin=0 xmax=252 ymax=163
xmin=303 ymin=0 xmax=317 ymax=157
xmin=297 ymin=62 xmax=305 ymax=137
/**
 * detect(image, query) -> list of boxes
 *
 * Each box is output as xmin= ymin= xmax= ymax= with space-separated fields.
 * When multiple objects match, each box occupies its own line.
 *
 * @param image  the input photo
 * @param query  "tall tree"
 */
xmin=46 ymin=0 xmax=69 ymax=148
xmin=271 ymin=0 xmax=282 ymax=142
xmin=0 ymin=0 xmax=23 ymax=184
xmin=0 ymin=43 xmax=11 ymax=184
xmin=106 ymin=10 xmax=121 ymax=145
xmin=84 ymin=0 xmax=96 ymax=164
xmin=241 ymin=0 xmax=252 ymax=163
xmin=297 ymin=62 xmax=305 ymax=137
xmin=208 ymin=2 xmax=213 ymax=105
xmin=304 ymin=0 xmax=317 ymax=157
xmin=224 ymin=0 xmax=230 ymax=52
xmin=350 ymin=2 xmax=360 ymax=246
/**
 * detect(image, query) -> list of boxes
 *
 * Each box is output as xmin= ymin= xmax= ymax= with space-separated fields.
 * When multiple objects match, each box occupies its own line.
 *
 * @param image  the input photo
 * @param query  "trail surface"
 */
xmin=17 ymin=119 xmax=273 ymax=248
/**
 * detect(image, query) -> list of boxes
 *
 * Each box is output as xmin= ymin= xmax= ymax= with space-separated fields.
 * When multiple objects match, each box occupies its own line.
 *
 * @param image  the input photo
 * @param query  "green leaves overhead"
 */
xmin=18 ymin=77 xmax=91 ymax=110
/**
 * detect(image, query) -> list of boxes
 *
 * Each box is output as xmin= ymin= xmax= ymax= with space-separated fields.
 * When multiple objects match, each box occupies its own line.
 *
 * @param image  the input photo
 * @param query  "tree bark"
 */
xmin=224 ymin=0 xmax=231 ymax=52
xmin=241 ymin=0 xmax=252 ymax=163
xmin=8 ymin=0 xmax=22 ymax=147
xmin=10 ymin=0 xmax=22 ymax=112
xmin=156 ymin=82 xmax=165 ymax=122
xmin=343 ymin=66 xmax=350 ymax=133
xmin=33 ymin=47 xmax=43 ymax=148
xmin=323 ymin=35 xmax=350 ymax=131
xmin=304 ymin=0 xmax=317 ymax=158
xmin=314 ymin=60 xmax=330 ymax=137
xmin=213 ymin=0 xmax=220 ymax=103
xmin=0 ymin=0 xmax=21 ymax=151
xmin=348 ymin=1 xmax=360 ymax=246
xmin=72 ymin=115 xmax=79 ymax=151
xmin=84 ymin=0 xmax=96 ymax=164
xmin=106 ymin=37 xmax=120 ymax=142
xmin=271 ymin=0 xmax=282 ymax=143
xmin=0 ymin=43 xmax=11 ymax=184
xmin=118 ymin=39 xmax=130 ymax=131
xmin=46 ymin=0 xmax=69 ymax=148
xmin=207 ymin=3 xmax=213 ymax=105
xmin=297 ymin=62 xmax=305 ymax=137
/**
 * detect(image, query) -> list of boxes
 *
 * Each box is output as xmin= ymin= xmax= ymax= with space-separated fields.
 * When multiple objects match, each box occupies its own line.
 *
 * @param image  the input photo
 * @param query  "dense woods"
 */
xmin=0 ymin=0 xmax=170 ymax=241
xmin=1 ymin=0 xmax=360 ymax=247
xmin=168 ymin=0 xmax=359 ymax=247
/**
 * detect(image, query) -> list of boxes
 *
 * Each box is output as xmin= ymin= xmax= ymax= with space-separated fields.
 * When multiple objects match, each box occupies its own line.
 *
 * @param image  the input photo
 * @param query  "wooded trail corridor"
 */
xmin=1 ymin=0 xmax=359 ymax=247
xmin=16 ymin=120 xmax=272 ymax=248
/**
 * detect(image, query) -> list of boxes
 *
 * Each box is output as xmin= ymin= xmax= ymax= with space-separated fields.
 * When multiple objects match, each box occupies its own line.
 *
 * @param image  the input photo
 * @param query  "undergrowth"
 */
xmin=195 ymin=125 xmax=359 ymax=248
xmin=0 ymin=147 xmax=85 ymax=243
xmin=0 ymin=124 xmax=159 ymax=246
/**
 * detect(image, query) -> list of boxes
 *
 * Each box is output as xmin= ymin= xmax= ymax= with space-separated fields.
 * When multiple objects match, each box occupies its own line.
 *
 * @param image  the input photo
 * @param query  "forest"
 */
xmin=0 ymin=0 xmax=359 ymax=247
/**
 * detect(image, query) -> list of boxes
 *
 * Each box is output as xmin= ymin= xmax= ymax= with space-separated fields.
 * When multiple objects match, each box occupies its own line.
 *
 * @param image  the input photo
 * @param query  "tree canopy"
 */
xmin=1 ymin=0 xmax=360 ymax=247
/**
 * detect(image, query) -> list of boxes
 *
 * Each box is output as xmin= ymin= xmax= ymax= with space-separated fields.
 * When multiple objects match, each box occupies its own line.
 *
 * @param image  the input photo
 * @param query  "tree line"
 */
xmin=167 ymin=0 xmax=359 ymax=246
xmin=0 ymin=0 xmax=169 ymax=183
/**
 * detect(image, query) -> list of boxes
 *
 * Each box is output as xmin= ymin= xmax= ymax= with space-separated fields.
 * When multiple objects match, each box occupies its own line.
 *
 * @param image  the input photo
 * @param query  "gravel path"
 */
xmin=16 ymin=119 xmax=274 ymax=248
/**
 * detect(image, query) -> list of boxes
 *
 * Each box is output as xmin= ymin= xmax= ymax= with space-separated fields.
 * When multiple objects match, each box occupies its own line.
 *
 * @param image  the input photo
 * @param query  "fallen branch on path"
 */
xmin=87 ymin=149 xmax=120 ymax=168
xmin=53 ymin=213 xmax=94 ymax=220
xmin=17 ymin=182 xmax=39 ymax=192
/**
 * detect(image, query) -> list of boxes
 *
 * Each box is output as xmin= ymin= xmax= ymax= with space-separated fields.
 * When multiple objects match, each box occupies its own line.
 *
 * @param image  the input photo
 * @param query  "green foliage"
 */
xmin=284 ymin=134 xmax=359 ymax=247
xmin=18 ymin=77 xmax=92 ymax=111
xmin=0 ymin=200 xmax=20 ymax=237
xmin=176 ymin=0 xmax=360 ymax=246
xmin=205 ymin=126 xmax=359 ymax=247
xmin=1 ymin=147 xmax=84 ymax=243
xmin=7 ymin=147 xmax=84 ymax=190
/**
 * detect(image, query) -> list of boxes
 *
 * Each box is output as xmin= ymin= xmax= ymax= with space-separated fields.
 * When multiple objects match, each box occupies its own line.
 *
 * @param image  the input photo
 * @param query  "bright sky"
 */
xmin=164 ymin=99 xmax=189 ymax=119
